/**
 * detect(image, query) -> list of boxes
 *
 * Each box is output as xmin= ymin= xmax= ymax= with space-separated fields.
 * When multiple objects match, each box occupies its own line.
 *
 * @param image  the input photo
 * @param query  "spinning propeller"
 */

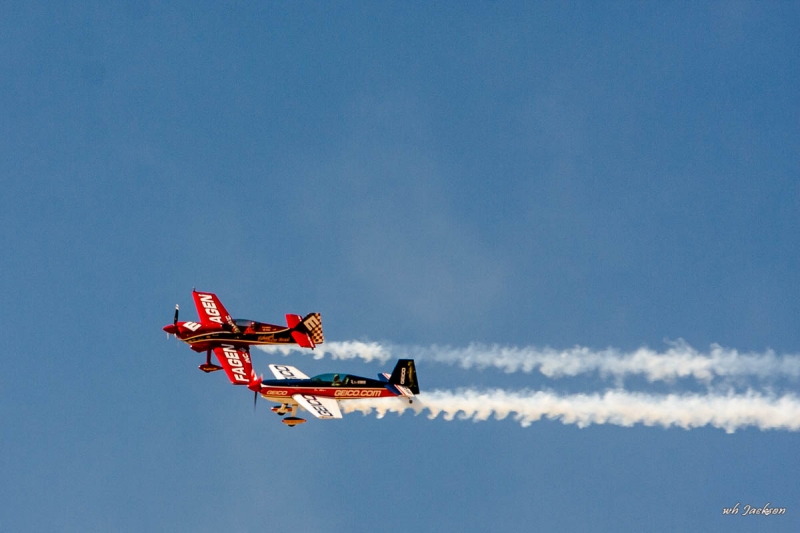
xmin=165 ymin=304 xmax=180 ymax=338
xmin=250 ymin=374 xmax=263 ymax=412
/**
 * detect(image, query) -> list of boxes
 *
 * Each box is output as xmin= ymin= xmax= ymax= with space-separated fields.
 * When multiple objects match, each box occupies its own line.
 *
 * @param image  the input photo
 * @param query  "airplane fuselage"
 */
xmin=260 ymin=360 xmax=418 ymax=424
xmin=165 ymin=320 xmax=298 ymax=352
xmin=259 ymin=376 xmax=400 ymax=404
xmin=164 ymin=291 xmax=323 ymax=353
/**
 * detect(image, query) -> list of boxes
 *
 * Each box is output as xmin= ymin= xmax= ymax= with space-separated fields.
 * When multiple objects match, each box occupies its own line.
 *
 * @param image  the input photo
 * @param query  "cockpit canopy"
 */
xmin=309 ymin=373 xmax=370 ymax=386
xmin=311 ymin=373 xmax=346 ymax=384
xmin=233 ymin=318 xmax=255 ymax=328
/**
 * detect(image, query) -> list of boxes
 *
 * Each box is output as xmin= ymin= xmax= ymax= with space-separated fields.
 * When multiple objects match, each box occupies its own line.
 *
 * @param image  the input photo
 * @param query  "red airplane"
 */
xmin=256 ymin=359 xmax=420 ymax=427
xmin=163 ymin=290 xmax=323 ymax=383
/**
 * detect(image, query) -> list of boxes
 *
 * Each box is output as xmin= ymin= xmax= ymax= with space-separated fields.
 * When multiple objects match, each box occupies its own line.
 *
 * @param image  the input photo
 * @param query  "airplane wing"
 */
xmin=212 ymin=345 xmax=256 ymax=385
xmin=293 ymin=394 xmax=342 ymax=419
xmin=268 ymin=364 xmax=310 ymax=380
xmin=192 ymin=290 xmax=234 ymax=330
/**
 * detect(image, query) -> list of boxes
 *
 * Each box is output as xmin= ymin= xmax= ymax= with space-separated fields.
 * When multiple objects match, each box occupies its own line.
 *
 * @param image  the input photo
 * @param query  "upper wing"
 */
xmin=293 ymin=394 xmax=342 ymax=419
xmin=268 ymin=364 xmax=310 ymax=380
xmin=212 ymin=345 xmax=256 ymax=385
xmin=192 ymin=291 xmax=233 ymax=329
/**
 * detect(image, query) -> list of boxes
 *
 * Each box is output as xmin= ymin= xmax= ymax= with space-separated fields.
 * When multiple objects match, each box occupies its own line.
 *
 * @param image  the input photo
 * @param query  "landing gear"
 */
xmin=282 ymin=417 xmax=306 ymax=427
xmin=271 ymin=404 xmax=290 ymax=417
xmin=199 ymin=349 xmax=222 ymax=373
xmin=277 ymin=403 xmax=306 ymax=426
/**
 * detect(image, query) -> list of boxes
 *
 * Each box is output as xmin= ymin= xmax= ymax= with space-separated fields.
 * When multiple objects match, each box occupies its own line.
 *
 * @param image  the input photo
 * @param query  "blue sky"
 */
xmin=2 ymin=2 xmax=799 ymax=531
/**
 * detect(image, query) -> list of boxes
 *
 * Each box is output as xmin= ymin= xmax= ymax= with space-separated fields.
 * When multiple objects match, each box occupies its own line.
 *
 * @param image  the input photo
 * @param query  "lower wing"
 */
xmin=213 ymin=345 xmax=256 ymax=385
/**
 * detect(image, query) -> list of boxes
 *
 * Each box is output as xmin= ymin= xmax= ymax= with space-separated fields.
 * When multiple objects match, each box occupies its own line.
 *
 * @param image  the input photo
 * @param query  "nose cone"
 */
xmin=248 ymin=375 xmax=263 ymax=392
xmin=163 ymin=324 xmax=178 ymax=334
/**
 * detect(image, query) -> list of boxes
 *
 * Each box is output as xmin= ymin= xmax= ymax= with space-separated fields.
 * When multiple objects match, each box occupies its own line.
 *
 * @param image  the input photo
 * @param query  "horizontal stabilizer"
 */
xmin=291 ymin=330 xmax=314 ymax=349
xmin=287 ymin=313 xmax=322 ymax=349
xmin=285 ymin=314 xmax=302 ymax=329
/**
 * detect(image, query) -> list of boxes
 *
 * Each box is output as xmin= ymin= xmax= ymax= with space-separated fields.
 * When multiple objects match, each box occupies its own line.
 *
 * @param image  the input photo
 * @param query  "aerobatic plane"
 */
xmin=255 ymin=359 xmax=420 ymax=427
xmin=163 ymin=290 xmax=323 ymax=378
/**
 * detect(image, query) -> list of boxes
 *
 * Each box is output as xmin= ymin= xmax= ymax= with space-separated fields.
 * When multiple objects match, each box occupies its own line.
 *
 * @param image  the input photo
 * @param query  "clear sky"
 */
xmin=1 ymin=2 xmax=798 ymax=532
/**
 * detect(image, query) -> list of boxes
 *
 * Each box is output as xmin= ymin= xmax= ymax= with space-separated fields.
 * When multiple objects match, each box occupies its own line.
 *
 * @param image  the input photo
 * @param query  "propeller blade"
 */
xmin=173 ymin=304 xmax=179 ymax=326
xmin=251 ymin=374 xmax=263 ymax=412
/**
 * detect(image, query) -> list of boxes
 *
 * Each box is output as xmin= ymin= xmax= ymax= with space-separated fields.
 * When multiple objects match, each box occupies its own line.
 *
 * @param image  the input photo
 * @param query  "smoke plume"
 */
xmin=259 ymin=339 xmax=800 ymax=383
xmin=340 ymin=389 xmax=800 ymax=433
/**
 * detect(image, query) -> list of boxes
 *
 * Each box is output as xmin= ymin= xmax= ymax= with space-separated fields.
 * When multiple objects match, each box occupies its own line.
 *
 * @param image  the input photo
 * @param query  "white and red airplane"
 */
xmin=254 ymin=359 xmax=420 ymax=427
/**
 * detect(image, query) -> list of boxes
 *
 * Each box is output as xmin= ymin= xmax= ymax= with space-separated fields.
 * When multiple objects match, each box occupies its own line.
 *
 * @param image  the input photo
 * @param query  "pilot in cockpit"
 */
xmin=234 ymin=318 xmax=256 ymax=335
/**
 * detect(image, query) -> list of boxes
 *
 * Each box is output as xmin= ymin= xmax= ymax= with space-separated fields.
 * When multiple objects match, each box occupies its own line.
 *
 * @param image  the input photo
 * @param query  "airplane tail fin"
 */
xmin=285 ymin=312 xmax=324 ymax=349
xmin=302 ymin=313 xmax=324 ymax=345
xmin=389 ymin=359 xmax=420 ymax=395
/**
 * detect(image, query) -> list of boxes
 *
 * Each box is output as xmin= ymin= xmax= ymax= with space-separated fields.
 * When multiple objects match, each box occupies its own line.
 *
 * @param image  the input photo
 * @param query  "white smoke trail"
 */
xmin=259 ymin=339 xmax=800 ymax=383
xmin=340 ymin=389 xmax=800 ymax=433
xmin=260 ymin=341 xmax=392 ymax=363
